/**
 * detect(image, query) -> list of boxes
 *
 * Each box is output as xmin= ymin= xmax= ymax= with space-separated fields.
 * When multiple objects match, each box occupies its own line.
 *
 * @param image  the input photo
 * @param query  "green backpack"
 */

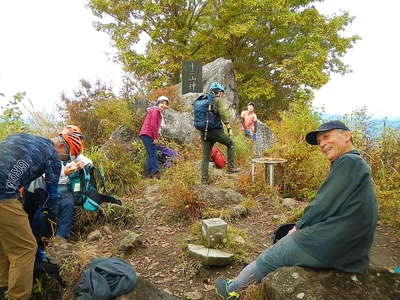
xmin=69 ymin=164 xmax=121 ymax=211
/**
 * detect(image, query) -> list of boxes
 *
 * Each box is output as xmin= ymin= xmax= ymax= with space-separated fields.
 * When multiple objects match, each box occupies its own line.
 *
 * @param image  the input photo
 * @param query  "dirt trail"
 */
xmin=126 ymin=180 xmax=399 ymax=299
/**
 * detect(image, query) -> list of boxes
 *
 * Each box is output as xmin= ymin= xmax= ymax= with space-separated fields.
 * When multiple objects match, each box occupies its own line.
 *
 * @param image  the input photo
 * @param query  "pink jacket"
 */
xmin=139 ymin=107 xmax=162 ymax=140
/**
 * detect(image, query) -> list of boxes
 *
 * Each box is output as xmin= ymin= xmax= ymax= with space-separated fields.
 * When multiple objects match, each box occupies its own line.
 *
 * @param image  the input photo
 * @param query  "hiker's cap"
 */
xmin=156 ymin=96 xmax=169 ymax=106
xmin=305 ymin=120 xmax=350 ymax=145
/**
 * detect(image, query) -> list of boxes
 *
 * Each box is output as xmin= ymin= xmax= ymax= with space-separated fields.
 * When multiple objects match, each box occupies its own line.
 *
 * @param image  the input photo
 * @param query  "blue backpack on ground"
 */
xmin=156 ymin=145 xmax=179 ymax=169
xmin=192 ymin=93 xmax=222 ymax=131
xmin=69 ymin=164 xmax=122 ymax=211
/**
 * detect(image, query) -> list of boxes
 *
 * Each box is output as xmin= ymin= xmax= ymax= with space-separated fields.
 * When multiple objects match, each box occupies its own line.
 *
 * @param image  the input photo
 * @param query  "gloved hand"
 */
xmin=252 ymin=133 xmax=257 ymax=141
xmin=245 ymin=129 xmax=251 ymax=135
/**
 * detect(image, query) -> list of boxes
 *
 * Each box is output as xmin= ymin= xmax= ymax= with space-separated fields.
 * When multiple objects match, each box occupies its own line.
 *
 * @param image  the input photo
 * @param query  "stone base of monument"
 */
xmin=187 ymin=244 xmax=233 ymax=266
xmin=201 ymin=218 xmax=228 ymax=248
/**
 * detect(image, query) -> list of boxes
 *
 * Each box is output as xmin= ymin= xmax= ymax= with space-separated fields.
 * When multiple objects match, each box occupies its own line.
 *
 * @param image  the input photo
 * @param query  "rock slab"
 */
xmin=252 ymin=266 xmax=400 ymax=300
xmin=187 ymin=244 xmax=233 ymax=266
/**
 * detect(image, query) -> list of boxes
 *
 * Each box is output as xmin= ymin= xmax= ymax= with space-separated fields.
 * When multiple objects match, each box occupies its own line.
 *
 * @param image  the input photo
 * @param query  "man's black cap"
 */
xmin=305 ymin=120 xmax=350 ymax=145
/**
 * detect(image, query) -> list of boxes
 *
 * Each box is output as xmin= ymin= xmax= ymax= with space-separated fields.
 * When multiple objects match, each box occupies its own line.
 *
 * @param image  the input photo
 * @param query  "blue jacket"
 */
xmin=0 ymin=133 xmax=61 ymax=200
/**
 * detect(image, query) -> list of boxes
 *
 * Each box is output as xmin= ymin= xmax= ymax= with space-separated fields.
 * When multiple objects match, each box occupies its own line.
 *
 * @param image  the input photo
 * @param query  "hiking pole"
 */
xmin=204 ymin=105 xmax=211 ymax=141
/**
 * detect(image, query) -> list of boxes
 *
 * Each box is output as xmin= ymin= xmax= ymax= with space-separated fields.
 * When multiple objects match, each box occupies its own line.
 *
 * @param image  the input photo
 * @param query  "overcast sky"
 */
xmin=0 ymin=1 xmax=399 ymax=119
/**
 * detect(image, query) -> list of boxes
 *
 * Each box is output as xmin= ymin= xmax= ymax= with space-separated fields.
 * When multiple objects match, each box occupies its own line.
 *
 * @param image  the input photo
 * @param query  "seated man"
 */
xmin=215 ymin=120 xmax=378 ymax=299
xmin=55 ymin=125 xmax=92 ymax=241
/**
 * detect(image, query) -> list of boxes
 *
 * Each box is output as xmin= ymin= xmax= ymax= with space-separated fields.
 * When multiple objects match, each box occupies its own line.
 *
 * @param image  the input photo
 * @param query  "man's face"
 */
xmin=54 ymin=142 xmax=69 ymax=162
xmin=215 ymin=91 xmax=224 ymax=98
xmin=316 ymin=129 xmax=351 ymax=161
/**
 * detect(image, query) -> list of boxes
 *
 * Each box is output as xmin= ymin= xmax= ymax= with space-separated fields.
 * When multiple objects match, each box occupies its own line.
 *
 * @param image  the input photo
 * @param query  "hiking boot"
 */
xmin=0 ymin=286 xmax=7 ymax=300
xmin=227 ymin=166 xmax=241 ymax=173
xmin=215 ymin=277 xmax=240 ymax=299
xmin=153 ymin=172 xmax=161 ymax=180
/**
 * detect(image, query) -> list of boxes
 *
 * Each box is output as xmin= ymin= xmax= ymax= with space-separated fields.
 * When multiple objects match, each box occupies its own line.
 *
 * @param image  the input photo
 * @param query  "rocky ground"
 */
xmin=119 ymin=175 xmax=400 ymax=299
xmin=47 ymin=167 xmax=400 ymax=300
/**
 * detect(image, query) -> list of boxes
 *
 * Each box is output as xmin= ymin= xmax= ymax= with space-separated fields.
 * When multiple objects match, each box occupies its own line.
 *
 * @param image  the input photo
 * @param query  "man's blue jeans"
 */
xmin=140 ymin=134 xmax=159 ymax=177
xmin=54 ymin=187 xmax=75 ymax=239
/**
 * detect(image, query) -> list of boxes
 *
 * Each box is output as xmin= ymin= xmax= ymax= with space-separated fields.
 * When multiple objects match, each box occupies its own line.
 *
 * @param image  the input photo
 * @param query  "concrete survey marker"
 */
xmin=187 ymin=244 xmax=233 ymax=266
xmin=201 ymin=218 xmax=228 ymax=248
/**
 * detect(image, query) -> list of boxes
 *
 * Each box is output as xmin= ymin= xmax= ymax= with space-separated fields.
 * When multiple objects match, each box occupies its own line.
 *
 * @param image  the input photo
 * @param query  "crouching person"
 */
xmin=0 ymin=132 xmax=82 ymax=300
xmin=54 ymin=125 xmax=91 ymax=242
xmin=215 ymin=121 xmax=378 ymax=299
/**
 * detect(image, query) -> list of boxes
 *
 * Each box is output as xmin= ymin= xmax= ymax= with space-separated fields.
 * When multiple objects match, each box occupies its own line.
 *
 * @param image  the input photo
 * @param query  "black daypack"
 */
xmin=192 ymin=93 xmax=223 ymax=131
xmin=270 ymin=223 xmax=295 ymax=244
xmin=69 ymin=164 xmax=122 ymax=211
xmin=23 ymin=188 xmax=64 ymax=287
xmin=23 ymin=188 xmax=57 ymax=249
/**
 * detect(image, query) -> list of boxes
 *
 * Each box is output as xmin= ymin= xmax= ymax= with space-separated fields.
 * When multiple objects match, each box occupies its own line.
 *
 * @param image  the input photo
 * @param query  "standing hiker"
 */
xmin=139 ymin=96 xmax=169 ymax=179
xmin=0 ymin=132 xmax=82 ymax=300
xmin=193 ymin=82 xmax=240 ymax=184
xmin=240 ymin=102 xmax=258 ymax=141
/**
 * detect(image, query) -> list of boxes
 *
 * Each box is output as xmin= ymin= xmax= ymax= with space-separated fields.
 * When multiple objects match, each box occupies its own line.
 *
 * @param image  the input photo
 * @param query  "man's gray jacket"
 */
xmin=292 ymin=150 xmax=378 ymax=273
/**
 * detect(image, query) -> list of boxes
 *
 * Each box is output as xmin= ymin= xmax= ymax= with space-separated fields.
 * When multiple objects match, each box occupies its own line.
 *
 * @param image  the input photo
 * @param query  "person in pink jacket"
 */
xmin=139 ymin=96 xmax=169 ymax=178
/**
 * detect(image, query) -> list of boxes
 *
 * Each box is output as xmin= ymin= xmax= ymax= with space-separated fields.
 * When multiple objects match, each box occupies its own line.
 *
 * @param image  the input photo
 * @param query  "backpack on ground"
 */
xmin=69 ymin=164 xmax=122 ymax=211
xmin=270 ymin=223 xmax=295 ymax=244
xmin=210 ymin=147 xmax=227 ymax=168
xmin=74 ymin=257 xmax=137 ymax=300
xmin=156 ymin=145 xmax=179 ymax=169
xmin=192 ymin=93 xmax=222 ymax=131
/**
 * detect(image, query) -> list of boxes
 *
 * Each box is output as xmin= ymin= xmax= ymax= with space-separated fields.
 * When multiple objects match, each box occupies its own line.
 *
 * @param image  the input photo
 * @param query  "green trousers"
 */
xmin=0 ymin=198 xmax=37 ymax=300
xmin=200 ymin=128 xmax=235 ymax=182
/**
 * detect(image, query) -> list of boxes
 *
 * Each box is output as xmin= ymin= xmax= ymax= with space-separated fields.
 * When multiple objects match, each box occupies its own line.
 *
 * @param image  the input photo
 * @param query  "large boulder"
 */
xmin=195 ymin=185 xmax=244 ymax=208
xmin=254 ymin=121 xmax=275 ymax=156
xmin=177 ymin=58 xmax=239 ymax=118
xmin=131 ymin=98 xmax=198 ymax=144
xmin=124 ymin=58 xmax=274 ymax=151
xmin=117 ymin=278 xmax=181 ymax=300
xmin=245 ymin=266 xmax=400 ymax=300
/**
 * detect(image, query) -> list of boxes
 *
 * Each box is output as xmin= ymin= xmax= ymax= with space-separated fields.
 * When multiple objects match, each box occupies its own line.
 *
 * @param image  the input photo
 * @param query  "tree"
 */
xmin=0 ymin=92 xmax=29 ymax=140
xmin=59 ymin=79 xmax=134 ymax=148
xmin=88 ymin=0 xmax=358 ymax=118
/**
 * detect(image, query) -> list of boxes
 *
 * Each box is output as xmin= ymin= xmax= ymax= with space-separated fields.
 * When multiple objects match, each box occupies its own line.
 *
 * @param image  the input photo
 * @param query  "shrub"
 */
xmin=86 ymin=141 xmax=145 ymax=195
xmin=336 ymin=109 xmax=400 ymax=228
xmin=266 ymin=102 xmax=328 ymax=200
xmin=161 ymin=161 xmax=206 ymax=221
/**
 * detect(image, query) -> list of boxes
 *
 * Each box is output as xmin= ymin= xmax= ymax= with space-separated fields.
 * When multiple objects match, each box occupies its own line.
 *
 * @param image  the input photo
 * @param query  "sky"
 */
xmin=0 ymin=1 xmax=399 ymax=119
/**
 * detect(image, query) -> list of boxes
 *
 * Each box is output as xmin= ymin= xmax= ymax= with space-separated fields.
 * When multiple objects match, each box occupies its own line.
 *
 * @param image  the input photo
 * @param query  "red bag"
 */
xmin=210 ymin=147 xmax=227 ymax=168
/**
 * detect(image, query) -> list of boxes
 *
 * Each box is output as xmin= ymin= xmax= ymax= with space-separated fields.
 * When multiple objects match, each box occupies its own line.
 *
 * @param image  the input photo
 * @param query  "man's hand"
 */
xmin=153 ymin=138 xmax=159 ymax=144
xmin=64 ymin=162 xmax=84 ymax=176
